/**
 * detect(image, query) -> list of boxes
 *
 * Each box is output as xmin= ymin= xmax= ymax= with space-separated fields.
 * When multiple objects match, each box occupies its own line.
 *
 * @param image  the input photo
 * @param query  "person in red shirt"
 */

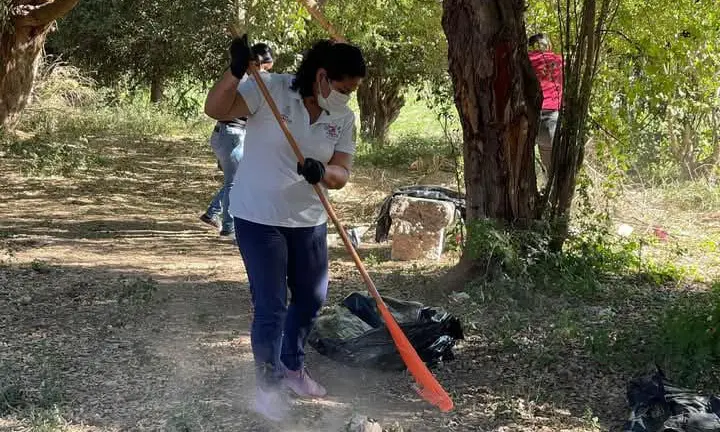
xmin=528 ymin=33 xmax=563 ymax=172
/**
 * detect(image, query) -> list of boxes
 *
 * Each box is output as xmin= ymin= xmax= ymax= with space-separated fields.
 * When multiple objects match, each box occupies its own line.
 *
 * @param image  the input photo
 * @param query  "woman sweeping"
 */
xmin=204 ymin=35 xmax=366 ymax=421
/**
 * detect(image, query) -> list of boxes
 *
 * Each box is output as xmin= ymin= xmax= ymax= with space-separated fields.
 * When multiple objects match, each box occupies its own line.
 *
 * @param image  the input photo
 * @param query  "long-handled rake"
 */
xmin=229 ymin=2 xmax=454 ymax=411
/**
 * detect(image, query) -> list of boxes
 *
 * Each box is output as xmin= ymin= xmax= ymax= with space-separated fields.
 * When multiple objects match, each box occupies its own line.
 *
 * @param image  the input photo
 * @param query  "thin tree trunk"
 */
xmin=666 ymin=112 xmax=695 ymax=179
xmin=442 ymin=0 xmax=541 ymax=227
xmin=357 ymin=76 xmax=405 ymax=146
xmin=681 ymin=122 xmax=696 ymax=179
xmin=712 ymin=104 xmax=720 ymax=178
xmin=150 ymin=76 xmax=165 ymax=103
xmin=540 ymin=0 xmax=618 ymax=250
xmin=0 ymin=0 xmax=80 ymax=130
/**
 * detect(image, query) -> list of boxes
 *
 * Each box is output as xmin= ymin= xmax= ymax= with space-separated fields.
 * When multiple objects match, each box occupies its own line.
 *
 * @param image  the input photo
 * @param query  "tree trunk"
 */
xmin=0 ymin=25 xmax=47 ymax=129
xmin=442 ymin=0 xmax=541 ymax=226
xmin=711 ymin=103 xmax=720 ymax=181
xmin=150 ymin=76 xmax=164 ymax=103
xmin=542 ymin=0 xmax=617 ymax=250
xmin=0 ymin=0 xmax=80 ymax=130
xmin=357 ymin=76 xmax=405 ymax=146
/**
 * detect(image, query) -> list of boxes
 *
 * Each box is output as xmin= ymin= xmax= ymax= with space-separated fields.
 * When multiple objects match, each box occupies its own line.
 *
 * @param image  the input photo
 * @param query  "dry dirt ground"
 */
xmin=1 ymin=136 xmax=634 ymax=431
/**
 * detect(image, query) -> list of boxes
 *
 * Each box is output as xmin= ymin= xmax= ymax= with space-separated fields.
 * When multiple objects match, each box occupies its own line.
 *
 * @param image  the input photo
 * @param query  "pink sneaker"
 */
xmin=281 ymin=366 xmax=327 ymax=398
xmin=252 ymin=386 xmax=290 ymax=422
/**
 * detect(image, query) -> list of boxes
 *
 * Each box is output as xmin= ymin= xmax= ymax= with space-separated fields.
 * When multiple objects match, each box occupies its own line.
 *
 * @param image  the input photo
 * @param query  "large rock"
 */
xmin=389 ymin=196 xmax=455 ymax=261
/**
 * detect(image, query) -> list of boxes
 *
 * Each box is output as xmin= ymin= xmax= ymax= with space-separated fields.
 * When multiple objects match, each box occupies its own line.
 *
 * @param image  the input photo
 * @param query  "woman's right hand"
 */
xmin=297 ymin=158 xmax=326 ymax=185
xmin=229 ymin=34 xmax=251 ymax=79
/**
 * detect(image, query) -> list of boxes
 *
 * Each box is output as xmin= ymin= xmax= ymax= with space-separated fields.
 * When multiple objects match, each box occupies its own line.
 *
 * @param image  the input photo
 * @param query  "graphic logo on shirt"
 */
xmin=281 ymin=107 xmax=291 ymax=124
xmin=325 ymin=123 xmax=340 ymax=140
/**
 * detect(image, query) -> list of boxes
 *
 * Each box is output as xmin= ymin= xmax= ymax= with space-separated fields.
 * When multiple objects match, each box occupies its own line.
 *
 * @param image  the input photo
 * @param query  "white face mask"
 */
xmin=317 ymin=76 xmax=350 ymax=113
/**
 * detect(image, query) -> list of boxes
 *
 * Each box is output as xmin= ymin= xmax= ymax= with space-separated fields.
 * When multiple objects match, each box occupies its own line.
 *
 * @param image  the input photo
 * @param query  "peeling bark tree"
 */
xmin=357 ymin=76 xmax=405 ymax=145
xmin=0 ymin=0 xmax=80 ymax=130
xmin=442 ymin=0 xmax=542 ymax=226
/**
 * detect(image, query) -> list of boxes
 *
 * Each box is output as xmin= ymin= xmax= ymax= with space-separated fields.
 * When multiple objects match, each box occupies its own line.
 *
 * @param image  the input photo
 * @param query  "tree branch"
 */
xmin=16 ymin=0 xmax=80 ymax=28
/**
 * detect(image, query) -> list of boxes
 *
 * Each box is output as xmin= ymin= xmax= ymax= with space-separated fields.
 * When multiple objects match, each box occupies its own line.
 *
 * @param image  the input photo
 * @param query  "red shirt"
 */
xmin=529 ymin=50 xmax=563 ymax=111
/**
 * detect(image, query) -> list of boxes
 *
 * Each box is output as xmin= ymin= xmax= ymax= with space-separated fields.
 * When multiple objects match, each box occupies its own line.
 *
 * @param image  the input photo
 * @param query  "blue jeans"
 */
xmin=205 ymin=124 xmax=245 ymax=232
xmin=537 ymin=109 xmax=559 ymax=172
xmin=234 ymin=218 xmax=329 ymax=387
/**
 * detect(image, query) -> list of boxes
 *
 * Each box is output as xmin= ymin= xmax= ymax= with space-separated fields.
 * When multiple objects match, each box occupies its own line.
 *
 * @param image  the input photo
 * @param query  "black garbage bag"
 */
xmin=308 ymin=292 xmax=464 ymax=371
xmin=623 ymin=368 xmax=720 ymax=432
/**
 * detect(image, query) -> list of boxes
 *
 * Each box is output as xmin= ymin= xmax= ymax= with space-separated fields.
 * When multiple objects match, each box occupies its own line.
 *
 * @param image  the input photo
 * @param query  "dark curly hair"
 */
xmin=291 ymin=40 xmax=366 ymax=98
xmin=251 ymin=43 xmax=273 ymax=64
xmin=529 ymin=33 xmax=551 ymax=51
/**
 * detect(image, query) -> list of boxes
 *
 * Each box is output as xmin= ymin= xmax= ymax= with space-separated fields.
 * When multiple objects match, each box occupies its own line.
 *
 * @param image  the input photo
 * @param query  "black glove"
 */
xmin=297 ymin=158 xmax=326 ymax=185
xmin=229 ymin=34 xmax=251 ymax=79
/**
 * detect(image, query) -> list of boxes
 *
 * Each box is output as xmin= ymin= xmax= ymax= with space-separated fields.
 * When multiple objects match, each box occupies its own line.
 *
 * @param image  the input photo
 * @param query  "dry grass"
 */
xmin=586 ymin=167 xmax=720 ymax=281
xmin=2 ymin=125 xmax=719 ymax=431
xmin=4 ymin=62 xmax=719 ymax=430
xmin=0 ymin=133 xmax=613 ymax=432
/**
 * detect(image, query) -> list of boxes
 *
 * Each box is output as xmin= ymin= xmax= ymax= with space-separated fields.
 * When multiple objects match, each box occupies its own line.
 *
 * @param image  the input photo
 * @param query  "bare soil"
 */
xmin=0 ymin=135 xmax=648 ymax=431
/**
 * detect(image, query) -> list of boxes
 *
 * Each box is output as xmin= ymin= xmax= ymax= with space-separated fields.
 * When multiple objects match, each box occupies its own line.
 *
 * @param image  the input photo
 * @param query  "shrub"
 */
xmin=355 ymin=134 xmax=454 ymax=170
xmin=2 ymin=59 xmax=213 ymax=177
xmin=653 ymin=282 xmax=720 ymax=384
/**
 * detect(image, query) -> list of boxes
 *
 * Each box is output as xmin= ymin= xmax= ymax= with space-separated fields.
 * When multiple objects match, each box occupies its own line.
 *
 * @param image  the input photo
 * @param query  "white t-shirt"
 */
xmin=228 ymin=73 xmax=356 ymax=228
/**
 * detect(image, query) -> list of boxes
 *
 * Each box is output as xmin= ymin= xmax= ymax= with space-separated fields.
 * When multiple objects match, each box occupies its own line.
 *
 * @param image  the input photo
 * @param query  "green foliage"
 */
xmin=659 ymin=180 xmax=720 ymax=212
xmin=25 ymin=407 xmax=71 ymax=432
xmin=2 ymin=133 xmax=104 ymax=176
xmin=598 ymin=0 xmax=720 ymax=179
xmin=0 ymin=363 xmax=66 ymax=418
xmin=655 ymin=282 xmax=720 ymax=383
xmin=584 ymin=281 xmax=720 ymax=388
xmin=318 ymin=0 xmax=446 ymax=86
xmin=285 ymin=0 xmax=447 ymax=141
xmin=165 ymin=401 xmax=214 ymax=432
xmin=527 ymin=0 xmax=720 ymax=181
xmin=30 ymin=260 xmax=53 ymax=274
xmin=355 ymin=134 xmax=452 ymax=169
xmin=33 ymin=61 xmax=100 ymax=108
xmin=47 ymin=0 xmax=305 ymax=90
xmin=48 ymin=0 xmax=225 ymax=86
xmin=166 ymin=78 xmax=210 ymax=120
xmin=463 ymin=182 xmax=693 ymax=300
xmin=1 ymin=62 xmax=208 ymax=177
xmin=0 ymin=2 xmax=12 ymax=37
xmin=525 ymin=0 xmax=557 ymax=38
xmin=461 ymin=201 xmax=718 ymax=388
xmin=464 ymin=219 xmax=520 ymax=274
xmin=26 ymin=61 xmax=201 ymax=136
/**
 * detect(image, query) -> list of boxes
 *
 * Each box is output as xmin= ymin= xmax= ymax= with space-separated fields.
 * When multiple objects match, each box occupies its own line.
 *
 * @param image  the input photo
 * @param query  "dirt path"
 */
xmin=1 ymin=136 xmax=619 ymax=431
